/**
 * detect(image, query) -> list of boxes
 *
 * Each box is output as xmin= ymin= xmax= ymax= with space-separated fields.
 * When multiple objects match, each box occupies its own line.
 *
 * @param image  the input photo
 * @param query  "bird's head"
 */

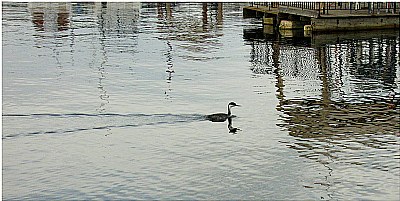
xmin=229 ymin=102 xmax=240 ymax=107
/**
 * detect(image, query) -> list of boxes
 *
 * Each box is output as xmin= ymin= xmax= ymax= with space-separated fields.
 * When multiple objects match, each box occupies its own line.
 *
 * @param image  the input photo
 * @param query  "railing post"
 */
xmin=350 ymin=2 xmax=352 ymax=14
xmin=368 ymin=2 xmax=371 ymax=14
xmin=377 ymin=2 xmax=380 ymax=14
xmin=327 ymin=2 xmax=329 ymax=14
xmin=386 ymin=2 xmax=390 ymax=13
xmin=318 ymin=2 xmax=321 ymax=17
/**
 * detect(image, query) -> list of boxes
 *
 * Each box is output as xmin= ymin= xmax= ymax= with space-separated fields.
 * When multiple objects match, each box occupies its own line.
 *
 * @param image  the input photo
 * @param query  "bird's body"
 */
xmin=206 ymin=102 xmax=240 ymax=122
xmin=206 ymin=113 xmax=231 ymax=122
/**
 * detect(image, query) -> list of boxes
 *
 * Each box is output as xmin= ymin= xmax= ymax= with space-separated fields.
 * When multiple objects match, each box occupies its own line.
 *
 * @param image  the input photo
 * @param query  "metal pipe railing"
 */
xmin=250 ymin=2 xmax=399 ymax=15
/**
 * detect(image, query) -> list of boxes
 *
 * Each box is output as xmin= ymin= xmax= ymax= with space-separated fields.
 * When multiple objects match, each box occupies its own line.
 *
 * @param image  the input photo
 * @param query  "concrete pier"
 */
xmin=243 ymin=2 xmax=399 ymax=32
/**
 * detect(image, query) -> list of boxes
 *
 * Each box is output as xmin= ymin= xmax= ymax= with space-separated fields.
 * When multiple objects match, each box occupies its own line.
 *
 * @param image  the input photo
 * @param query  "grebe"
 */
xmin=206 ymin=102 xmax=240 ymax=122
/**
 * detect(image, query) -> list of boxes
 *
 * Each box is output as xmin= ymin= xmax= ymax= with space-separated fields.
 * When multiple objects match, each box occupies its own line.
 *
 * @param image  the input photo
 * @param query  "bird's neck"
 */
xmin=227 ymin=105 xmax=231 ymax=116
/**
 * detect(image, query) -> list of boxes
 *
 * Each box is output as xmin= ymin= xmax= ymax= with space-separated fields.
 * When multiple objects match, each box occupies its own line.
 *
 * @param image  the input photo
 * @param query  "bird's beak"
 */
xmin=236 ymin=104 xmax=241 ymax=107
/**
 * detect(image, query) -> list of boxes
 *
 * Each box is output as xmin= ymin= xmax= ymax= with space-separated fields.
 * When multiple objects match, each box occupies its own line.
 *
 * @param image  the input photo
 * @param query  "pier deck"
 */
xmin=243 ymin=2 xmax=399 ymax=31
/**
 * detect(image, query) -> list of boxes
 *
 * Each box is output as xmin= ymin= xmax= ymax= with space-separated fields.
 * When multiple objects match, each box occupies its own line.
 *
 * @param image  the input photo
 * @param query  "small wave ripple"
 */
xmin=2 ymin=113 xmax=206 ymax=139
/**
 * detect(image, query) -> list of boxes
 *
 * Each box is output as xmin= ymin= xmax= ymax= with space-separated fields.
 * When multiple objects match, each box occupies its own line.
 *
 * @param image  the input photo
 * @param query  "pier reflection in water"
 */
xmin=2 ymin=2 xmax=400 ymax=200
xmin=244 ymin=27 xmax=399 ymax=198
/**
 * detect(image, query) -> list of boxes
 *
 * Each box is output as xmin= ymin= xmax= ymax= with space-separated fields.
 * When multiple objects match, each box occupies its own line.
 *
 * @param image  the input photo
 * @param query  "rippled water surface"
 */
xmin=2 ymin=2 xmax=400 ymax=200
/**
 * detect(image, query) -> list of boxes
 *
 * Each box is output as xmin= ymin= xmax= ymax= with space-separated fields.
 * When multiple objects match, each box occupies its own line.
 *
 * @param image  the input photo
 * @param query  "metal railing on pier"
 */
xmin=249 ymin=2 xmax=278 ymax=10
xmin=250 ymin=2 xmax=399 ymax=15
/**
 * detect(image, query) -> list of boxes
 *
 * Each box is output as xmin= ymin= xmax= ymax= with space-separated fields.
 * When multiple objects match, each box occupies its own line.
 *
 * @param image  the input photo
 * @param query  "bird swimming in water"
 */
xmin=206 ymin=102 xmax=240 ymax=122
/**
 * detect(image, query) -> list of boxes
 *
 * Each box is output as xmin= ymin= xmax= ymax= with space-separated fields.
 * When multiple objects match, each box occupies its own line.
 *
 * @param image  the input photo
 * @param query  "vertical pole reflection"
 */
xmin=97 ymin=5 xmax=110 ymax=114
xmin=317 ymin=46 xmax=331 ymax=106
xmin=164 ymin=38 xmax=174 ymax=101
xmin=97 ymin=4 xmax=111 ymax=136
xmin=272 ymin=41 xmax=285 ymax=110
xmin=217 ymin=3 xmax=223 ymax=25
xmin=166 ymin=3 xmax=172 ymax=19
xmin=159 ymin=3 xmax=175 ymax=100
xmin=165 ymin=40 xmax=174 ymax=82
xmin=316 ymin=45 xmax=334 ymax=199
xmin=157 ymin=3 xmax=164 ymax=18
xmin=385 ymin=37 xmax=398 ymax=86
xmin=272 ymin=38 xmax=334 ymax=197
xmin=202 ymin=3 xmax=208 ymax=30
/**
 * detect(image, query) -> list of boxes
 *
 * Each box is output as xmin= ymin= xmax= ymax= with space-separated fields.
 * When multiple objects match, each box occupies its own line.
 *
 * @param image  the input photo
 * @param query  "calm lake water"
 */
xmin=2 ymin=2 xmax=400 ymax=200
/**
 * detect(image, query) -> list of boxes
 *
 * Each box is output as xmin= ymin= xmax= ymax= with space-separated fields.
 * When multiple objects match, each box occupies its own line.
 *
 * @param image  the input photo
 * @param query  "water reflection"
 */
xmin=228 ymin=117 xmax=241 ymax=134
xmin=94 ymin=2 xmax=140 ymax=55
xmin=244 ymin=27 xmax=400 ymax=193
xmin=29 ymin=3 xmax=70 ymax=32
xmin=95 ymin=2 xmax=140 ymax=38
xmin=3 ymin=2 xmax=399 ymax=199
xmin=155 ymin=3 xmax=224 ymax=61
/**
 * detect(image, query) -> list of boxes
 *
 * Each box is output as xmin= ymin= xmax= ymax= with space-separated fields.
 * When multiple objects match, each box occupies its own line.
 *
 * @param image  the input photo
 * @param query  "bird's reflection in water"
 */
xmin=205 ymin=116 xmax=241 ymax=134
xmin=228 ymin=117 xmax=241 ymax=134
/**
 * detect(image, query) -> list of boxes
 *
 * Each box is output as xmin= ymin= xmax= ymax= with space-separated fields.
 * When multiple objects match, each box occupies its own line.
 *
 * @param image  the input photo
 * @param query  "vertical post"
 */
xmin=318 ymin=2 xmax=321 ymax=17
xmin=327 ymin=2 xmax=329 ymax=14
xmin=368 ymin=2 xmax=371 ymax=14
xmin=276 ymin=13 xmax=280 ymax=31
xmin=350 ymin=2 xmax=353 ymax=14
xmin=377 ymin=2 xmax=381 ymax=14
xmin=386 ymin=2 xmax=389 ymax=13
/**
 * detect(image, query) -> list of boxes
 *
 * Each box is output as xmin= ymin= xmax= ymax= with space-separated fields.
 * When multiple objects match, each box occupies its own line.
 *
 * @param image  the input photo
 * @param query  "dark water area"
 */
xmin=2 ymin=2 xmax=399 ymax=200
